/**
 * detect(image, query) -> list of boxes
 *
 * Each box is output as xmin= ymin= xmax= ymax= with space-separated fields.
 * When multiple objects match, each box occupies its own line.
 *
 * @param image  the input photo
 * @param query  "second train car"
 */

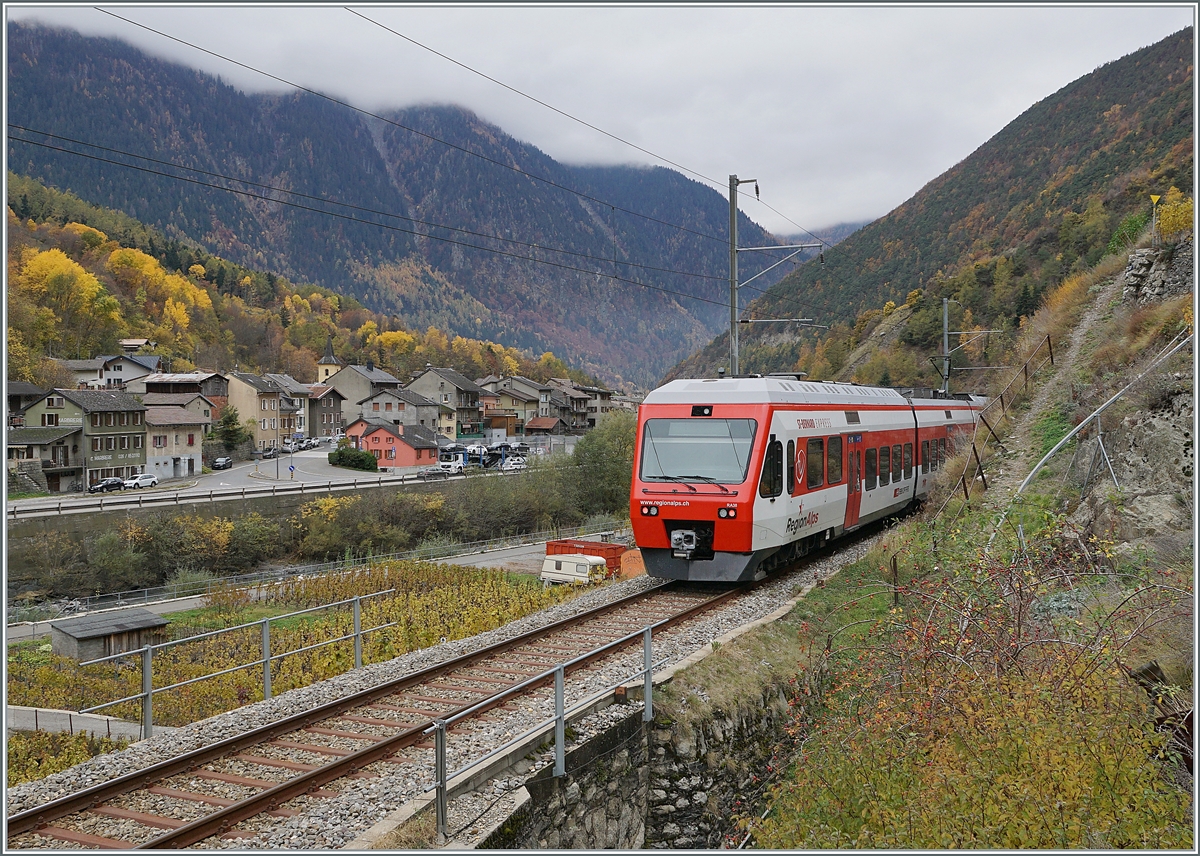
xmin=630 ymin=375 xmax=985 ymax=582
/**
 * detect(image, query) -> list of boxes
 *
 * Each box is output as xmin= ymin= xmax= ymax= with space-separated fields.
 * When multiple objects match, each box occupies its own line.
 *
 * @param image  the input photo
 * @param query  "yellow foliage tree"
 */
xmin=1157 ymin=187 xmax=1193 ymax=240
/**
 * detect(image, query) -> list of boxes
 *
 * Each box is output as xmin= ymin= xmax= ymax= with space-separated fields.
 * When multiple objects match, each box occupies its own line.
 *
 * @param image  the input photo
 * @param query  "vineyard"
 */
xmin=6 ymin=560 xmax=582 ymax=729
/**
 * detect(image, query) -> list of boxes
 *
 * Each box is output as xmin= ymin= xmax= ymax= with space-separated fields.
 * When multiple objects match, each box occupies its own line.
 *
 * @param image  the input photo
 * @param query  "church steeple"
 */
xmin=318 ymin=336 xmax=343 ymax=382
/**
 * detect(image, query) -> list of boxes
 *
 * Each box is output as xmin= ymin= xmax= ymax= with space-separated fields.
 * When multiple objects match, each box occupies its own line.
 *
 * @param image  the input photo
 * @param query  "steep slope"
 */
xmin=671 ymin=27 xmax=1193 ymax=382
xmin=6 ymin=22 xmax=784 ymax=385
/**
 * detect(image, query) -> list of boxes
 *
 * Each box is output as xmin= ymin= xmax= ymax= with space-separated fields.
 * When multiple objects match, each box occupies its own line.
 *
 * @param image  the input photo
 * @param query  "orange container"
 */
xmin=545 ymin=539 xmax=627 ymax=576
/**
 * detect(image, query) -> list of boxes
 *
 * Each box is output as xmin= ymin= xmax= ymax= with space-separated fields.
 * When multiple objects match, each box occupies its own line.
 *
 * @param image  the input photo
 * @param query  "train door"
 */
xmin=843 ymin=433 xmax=863 ymax=529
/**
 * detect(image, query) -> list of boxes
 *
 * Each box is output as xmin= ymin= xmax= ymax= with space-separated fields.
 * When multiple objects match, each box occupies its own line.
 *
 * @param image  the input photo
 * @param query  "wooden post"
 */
xmin=960 ymin=475 xmax=970 ymax=502
xmin=972 ymin=443 xmax=988 ymax=489
xmin=892 ymin=555 xmax=899 ymax=608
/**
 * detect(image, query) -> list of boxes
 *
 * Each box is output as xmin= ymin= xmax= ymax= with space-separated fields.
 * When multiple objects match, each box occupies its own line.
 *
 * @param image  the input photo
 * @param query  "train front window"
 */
xmin=640 ymin=418 xmax=758 ymax=484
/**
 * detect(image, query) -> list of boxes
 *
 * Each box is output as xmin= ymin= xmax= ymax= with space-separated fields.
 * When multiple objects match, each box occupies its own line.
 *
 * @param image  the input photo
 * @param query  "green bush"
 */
xmin=328 ymin=447 xmax=378 ymax=471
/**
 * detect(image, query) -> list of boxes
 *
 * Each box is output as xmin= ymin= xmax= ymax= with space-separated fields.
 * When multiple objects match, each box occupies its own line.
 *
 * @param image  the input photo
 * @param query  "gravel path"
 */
xmin=7 ymin=538 xmax=878 ymax=850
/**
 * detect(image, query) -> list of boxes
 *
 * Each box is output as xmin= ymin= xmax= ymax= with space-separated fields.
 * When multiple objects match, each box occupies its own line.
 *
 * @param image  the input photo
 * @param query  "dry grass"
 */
xmin=370 ymin=806 xmax=438 ymax=850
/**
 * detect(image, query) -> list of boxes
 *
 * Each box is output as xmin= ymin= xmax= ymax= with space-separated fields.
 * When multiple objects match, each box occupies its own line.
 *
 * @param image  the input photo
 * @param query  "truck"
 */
xmin=539 ymin=554 xmax=608 ymax=586
xmin=438 ymin=458 xmax=464 ymax=474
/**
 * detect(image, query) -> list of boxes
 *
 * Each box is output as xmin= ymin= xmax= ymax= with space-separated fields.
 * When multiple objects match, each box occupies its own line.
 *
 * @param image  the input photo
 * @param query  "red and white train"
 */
xmin=630 ymin=375 xmax=986 ymax=583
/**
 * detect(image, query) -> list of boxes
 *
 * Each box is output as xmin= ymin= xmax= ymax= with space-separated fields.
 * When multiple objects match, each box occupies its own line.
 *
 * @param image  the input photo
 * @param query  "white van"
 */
xmin=540 ymin=554 xmax=608 ymax=586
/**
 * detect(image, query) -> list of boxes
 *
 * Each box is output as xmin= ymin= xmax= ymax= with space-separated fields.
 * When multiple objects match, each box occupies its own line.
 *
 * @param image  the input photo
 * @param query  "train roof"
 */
xmin=643 ymin=377 xmax=986 ymax=407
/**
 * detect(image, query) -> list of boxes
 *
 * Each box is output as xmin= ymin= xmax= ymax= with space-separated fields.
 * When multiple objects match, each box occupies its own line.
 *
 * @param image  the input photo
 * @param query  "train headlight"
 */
xmin=642 ymin=505 xmax=659 ymax=516
xmin=650 ymin=506 xmax=659 ymax=516
xmin=718 ymin=508 xmax=737 ymax=519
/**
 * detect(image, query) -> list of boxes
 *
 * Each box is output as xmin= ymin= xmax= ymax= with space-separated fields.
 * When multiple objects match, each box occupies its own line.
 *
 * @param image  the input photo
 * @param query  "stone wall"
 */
xmin=481 ymin=681 xmax=796 ymax=849
xmin=1120 ymin=238 xmax=1193 ymax=305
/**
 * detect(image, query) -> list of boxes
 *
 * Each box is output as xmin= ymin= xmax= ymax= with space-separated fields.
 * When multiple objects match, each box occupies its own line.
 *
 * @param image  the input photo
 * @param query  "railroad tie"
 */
xmin=88 ymin=806 xmax=186 ymax=829
xmin=27 ymin=827 xmax=135 ymax=850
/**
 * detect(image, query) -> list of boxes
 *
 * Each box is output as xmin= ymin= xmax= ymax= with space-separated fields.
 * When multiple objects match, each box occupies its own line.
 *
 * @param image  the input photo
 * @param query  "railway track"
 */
xmin=7 ymin=581 xmax=746 ymax=850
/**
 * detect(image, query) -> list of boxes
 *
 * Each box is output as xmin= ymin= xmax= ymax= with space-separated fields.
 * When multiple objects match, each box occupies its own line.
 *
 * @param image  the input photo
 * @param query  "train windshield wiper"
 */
xmin=644 ymin=475 xmax=698 ymax=492
xmin=672 ymin=475 xmax=731 ymax=493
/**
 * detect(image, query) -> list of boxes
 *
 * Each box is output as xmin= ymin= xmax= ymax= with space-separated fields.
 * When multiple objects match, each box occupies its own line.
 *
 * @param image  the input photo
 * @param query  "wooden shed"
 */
xmin=50 ymin=609 xmax=169 ymax=661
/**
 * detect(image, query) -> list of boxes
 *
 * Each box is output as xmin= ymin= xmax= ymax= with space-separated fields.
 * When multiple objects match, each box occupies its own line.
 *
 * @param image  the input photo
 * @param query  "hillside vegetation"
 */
xmin=7 ymin=21 xmax=790 ymax=386
xmin=671 ymin=27 xmax=1192 ymax=388
xmin=6 ymin=176 xmax=595 ymax=390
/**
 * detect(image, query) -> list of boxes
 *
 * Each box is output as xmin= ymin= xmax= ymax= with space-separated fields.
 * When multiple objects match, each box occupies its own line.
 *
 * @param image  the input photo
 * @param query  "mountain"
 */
xmin=6 ymin=22 xmax=789 ymax=387
xmin=670 ymin=27 xmax=1193 ymax=383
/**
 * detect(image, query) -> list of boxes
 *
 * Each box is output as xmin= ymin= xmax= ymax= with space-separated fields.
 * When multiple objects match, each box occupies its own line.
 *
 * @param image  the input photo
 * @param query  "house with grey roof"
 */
xmin=226 ymin=371 xmax=308 ymax=451
xmin=6 ymin=425 xmax=84 ymax=493
xmin=22 ymin=388 xmax=148 ymax=487
xmin=6 ymin=382 xmax=47 ymax=427
xmin=56 ymin=358 xmax=107 ymax=389
xmin=145 ymin=405 xmax=211 ymax=480
xmin=405 ymin=365 xmax=484 ymax=437
xmin=355 ymin=388 xmax=444 ymax=434
xmin=325 ymin=361 xmax=403 ymax=431
xmin=306 ymin=384 xmax=347 ymax=439
xmin=99 ymin=353 xmax=163 ymax=389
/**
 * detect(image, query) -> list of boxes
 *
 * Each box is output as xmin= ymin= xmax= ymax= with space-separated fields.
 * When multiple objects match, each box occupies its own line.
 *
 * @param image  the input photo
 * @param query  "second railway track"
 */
xmin=7 ymin=532 xmax=881 ymax=849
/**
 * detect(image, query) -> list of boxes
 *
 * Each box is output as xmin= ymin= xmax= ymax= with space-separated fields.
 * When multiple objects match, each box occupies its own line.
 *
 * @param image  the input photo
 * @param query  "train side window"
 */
xmin=879 ymin=446 xmax=890 ymax=486
xmin=892 ymin=444 xmax=902 ymax=483
xmin=921 ymin=439 xmax=930 ymax=473
xmin=865 ymin=448 xmax=877 ymax=490
xmin=759 ymin=437 xmax=783 ymax=498
xmin=939 ymin=438 xmax=947 ymax=468
xmin=903 ymin=443 xmax=913 ymax=479
xmin=786 ymin=439 xmax=795 ymax=495
xmin=806 ymin=438 xmax=824 ymax=489
xmin=827 ymin=436 xmax=843 ymax=483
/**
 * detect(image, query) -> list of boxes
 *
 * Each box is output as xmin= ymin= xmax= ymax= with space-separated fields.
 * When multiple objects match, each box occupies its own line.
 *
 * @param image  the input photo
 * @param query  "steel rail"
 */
xmin=138 ymin=586 xmax=742 ymax=849
xmin=7 ymin=580 xmax=732 ymax=843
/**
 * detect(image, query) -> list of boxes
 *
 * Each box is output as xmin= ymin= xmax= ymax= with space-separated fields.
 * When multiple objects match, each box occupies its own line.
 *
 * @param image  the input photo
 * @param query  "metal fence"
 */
xmin=78 ymin=591 xmax=396 ymax=738
xmin=6 ymin=523 xmax=631 ymax=624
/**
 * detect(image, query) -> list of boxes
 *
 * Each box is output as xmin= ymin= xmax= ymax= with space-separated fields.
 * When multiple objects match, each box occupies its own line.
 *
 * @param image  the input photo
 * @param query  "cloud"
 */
xmin=7 ymin=4 xmax=1193 ymax=235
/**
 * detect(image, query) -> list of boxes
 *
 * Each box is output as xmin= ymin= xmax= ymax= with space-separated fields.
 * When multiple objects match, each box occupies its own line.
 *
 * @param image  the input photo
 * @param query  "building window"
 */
xmin=92 ymin=437 xmax=102 ymax=452
xmin=187 ymin=433 xmax=195 ymax=446
xmin=386 ymin=448 xmax=395 ymax=459
xmin=133 ymin=435 xmax=143 ymax=449
xmin=119 ymin=412 xmax=128 ymax=426
xmin=46 ymin=396 xmax=64 ymax=409
xmin=42 ymin=413 xmax=59 ymax=427
xmin=270 ymin=399 xmax=276 ymax=410
xmin=133 ymin=412 xmax=142 ymax=425
xmin=270 ymin=418 xmax=276 ymax=430
xmin=204 ymin=409 xmax=210 ymax=417
xmin=262 ymin=400 xmax=267 ymax=411
xmin=120 ymin=435 xmax=129 ymax=450
xmin=105 ymin=413 xmax=115 ymax=426
xmin=261 ymin=419 xmax=268 ymax=431
xmin=91 ymin=413 xmax=101 ymax=427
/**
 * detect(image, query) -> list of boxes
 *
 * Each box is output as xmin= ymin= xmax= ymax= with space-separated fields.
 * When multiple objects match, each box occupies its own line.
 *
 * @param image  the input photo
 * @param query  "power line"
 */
xmin=9 ymin=125 xmax=726 ymax=285
xmin=345 ymin=7 xmax=834 ymax=252
xmin=345 ymin=7 xmax=724 ymax=189
xmin=10 ymin=132 xmax=807 ymax=322
xmin=93 ymin=7 xmax=731 ymax=247
xmin=346 ymin=7 xmax=834 ymax=251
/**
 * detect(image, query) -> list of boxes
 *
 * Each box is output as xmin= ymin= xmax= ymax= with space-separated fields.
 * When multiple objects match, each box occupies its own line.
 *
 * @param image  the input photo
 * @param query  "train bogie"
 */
xmin=630 ymin=377 xmax=983 ymax=583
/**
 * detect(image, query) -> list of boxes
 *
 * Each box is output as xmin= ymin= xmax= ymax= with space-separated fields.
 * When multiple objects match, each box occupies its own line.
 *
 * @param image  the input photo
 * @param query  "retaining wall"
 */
xmin=479 ymin=681 xmax=795 ymax=849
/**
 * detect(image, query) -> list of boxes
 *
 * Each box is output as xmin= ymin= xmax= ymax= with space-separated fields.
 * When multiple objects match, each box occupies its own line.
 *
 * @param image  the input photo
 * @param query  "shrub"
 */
xmin=328 ymin=446 xmax=378 ymax=471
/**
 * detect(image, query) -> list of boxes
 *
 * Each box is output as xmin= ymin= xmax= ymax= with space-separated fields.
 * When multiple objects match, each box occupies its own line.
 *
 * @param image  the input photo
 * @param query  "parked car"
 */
xmin=123 ymin=473 xmax=159 ymax=489
xmin=501 ymin=456 xmax=528 ymax=472
xmin=416 ymin=466 xmax=450 ymax=480
xmin=513 ymin=442 xmax=531 ymax=455
xmin=261 ymin=447 xmax=278 ymax=459
xmin=465 ymin=443 xmax=488 ymax=457
xmin=302 ymin=438 xmax=320 ymax=450
xmin=88 ymin=477 xmax=125 ymax=493
xmin=212 ymin=456 xmax=233 ymax=470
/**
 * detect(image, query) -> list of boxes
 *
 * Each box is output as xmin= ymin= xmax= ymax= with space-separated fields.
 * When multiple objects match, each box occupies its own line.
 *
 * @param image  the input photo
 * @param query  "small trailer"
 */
xmin=539 ymin=554 xmax=608 ymax=586
xmin=545 ymin=539 xmax=627 ymax=577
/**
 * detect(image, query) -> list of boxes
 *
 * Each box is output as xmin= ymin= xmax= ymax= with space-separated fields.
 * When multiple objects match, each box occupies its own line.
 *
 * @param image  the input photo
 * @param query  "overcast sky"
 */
xmin=6 ymin=3 xmax=1195 ymax=238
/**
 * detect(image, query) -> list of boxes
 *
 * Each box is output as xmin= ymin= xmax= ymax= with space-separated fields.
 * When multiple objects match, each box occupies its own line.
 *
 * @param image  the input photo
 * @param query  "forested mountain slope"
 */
xmin=7 ymin=22 xmax=786 ymax=386
xmin=671 ymin=27 xmax=1193 ymax=386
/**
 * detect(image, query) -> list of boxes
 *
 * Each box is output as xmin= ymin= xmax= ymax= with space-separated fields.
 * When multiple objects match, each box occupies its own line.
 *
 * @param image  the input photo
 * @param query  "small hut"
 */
xmin=50 ymin=609 xmax=169 ymax=661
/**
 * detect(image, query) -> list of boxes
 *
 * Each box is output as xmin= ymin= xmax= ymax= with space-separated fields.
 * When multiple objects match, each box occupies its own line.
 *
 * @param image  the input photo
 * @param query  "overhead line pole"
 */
xmin=729 ymin=174 xmax=824 ymax=376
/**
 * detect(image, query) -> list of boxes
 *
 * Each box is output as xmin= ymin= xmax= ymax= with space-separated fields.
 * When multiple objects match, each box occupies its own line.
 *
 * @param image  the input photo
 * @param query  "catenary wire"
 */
xmin=345 ymin=7 xmax=835 ymax=249
xmin=93 ymin=7 xmax=734 ymax=247
xmin=10 ymin=133 xmax=807 ymax=322
xmin=8 ymin=125 xmax=727 ymax=285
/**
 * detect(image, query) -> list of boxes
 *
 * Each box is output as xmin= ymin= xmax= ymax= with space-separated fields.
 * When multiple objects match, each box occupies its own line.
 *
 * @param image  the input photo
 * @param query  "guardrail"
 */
xmin=78 ymin=591 xmax=396 ymax=738
xmin=6 ymin=524 xmax=631 ymax=624
xmin=423 ymin=624 xmax=665 ymax=843
xmin=7 ymin=468 xmax=530 ymax=520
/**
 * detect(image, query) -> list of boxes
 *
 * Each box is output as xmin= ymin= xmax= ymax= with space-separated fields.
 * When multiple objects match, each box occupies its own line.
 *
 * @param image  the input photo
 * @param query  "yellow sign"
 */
xmin=1151 ymin=195 xmax=1161 ymax=204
